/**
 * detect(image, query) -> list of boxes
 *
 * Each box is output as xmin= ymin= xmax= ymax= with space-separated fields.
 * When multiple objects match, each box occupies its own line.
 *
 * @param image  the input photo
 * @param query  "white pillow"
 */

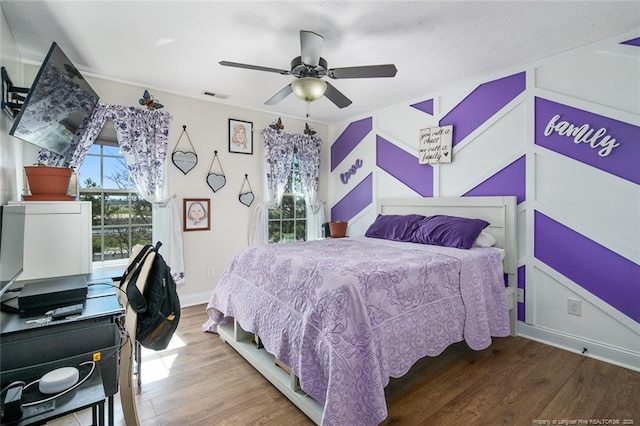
xmin=473 ymin=231 xmax=496 ymax=247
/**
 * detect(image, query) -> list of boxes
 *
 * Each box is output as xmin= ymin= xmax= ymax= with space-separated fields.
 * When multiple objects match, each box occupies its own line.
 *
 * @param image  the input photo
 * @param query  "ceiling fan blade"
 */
xmin=324 ymin=81 xmax=352 ymax=109
xmin=219 ymin=61 xmax=290 ymax=75
xmin=328 ymin=64 xmax=398 ymax=79
xmin=300 ymin=30 xmax=324 ymax=67
xmin=265 ymin=84 xmax=293 ymax=105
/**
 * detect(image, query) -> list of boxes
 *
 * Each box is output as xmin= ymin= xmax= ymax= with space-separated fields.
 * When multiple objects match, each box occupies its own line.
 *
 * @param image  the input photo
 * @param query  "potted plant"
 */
xmin=329 ymin=221 xmax=348 ymax=238
xmin=24 ymin=164 xmax=73 ymax=198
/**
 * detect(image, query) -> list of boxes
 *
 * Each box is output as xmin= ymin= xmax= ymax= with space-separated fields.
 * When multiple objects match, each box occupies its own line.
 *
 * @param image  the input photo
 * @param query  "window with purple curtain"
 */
xmin=37 ymin=102 xmax=185 ymax=283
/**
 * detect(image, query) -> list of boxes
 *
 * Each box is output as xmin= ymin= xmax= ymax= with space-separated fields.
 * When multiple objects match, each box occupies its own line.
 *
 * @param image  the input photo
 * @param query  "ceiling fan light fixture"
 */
xmin=291 ymin=77 xmax=327 ymax=102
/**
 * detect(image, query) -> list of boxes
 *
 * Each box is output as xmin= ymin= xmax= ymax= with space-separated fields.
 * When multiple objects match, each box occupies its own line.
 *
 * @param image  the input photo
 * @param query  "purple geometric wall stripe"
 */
xmin=621 ymin=37 xmax=640 ymax=46
xmin=534 ymin=211 xmax=640 ymax=323
xmin=464 ymin=156 xmax=526 ymax=204
xmin=331 ymin=173 xmax=373 ymax=222
xmin=439 ymin=72 xmax=526 ymax=147
xmin=410 ymin=99 xmax=434 ymax=115
xmin=330 ymin=117 xmax=372 ymax=171
xmin=376 ymin=135 xmax=433 ymax=197
xmin=535 ymin=97 xmax=640 ymax=185
xmin=518 ymin=265 xmax=525 ymax=322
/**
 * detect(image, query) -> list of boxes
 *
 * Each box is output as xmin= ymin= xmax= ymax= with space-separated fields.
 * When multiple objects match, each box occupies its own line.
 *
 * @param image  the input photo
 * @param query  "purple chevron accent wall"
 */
xmin=376 ymin=135 xmax=433 ymax=197
xmin=331 ymin=173 xmax=373 ymax=222
xmin=330 ymin=117 xmax=372 ymax=171
xmin=410 ymin=99 xmax=434 ymax=115
xmin=535 ymin=97 xmax=640 ymax=185
xmin=621 ymin=37 xmax=640 ymax=46
xmin=464 ymin=156 xmax=526 ymax=204
xmin=439 ymin=72 xmax=526 ymax=147
xmin=534 ymin=211 xmax=640 ymax=322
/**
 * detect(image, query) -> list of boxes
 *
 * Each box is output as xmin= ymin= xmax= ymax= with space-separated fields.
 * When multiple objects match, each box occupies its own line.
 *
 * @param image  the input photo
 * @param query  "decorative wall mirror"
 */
xmin=171 ymin=125 xmax=198 ymax=175
xmin=207 ymin=150 xmax=226 ymax=193
xmin=238 ymin=174 xmax=254 ymax=207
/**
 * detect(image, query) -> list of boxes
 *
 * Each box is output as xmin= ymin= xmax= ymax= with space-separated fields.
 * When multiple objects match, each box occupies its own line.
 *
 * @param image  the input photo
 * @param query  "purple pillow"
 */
xmin=411 ymin=215 xmax=489 ymax=249
xmin=365 ymin=214 xmax=426 ymax=242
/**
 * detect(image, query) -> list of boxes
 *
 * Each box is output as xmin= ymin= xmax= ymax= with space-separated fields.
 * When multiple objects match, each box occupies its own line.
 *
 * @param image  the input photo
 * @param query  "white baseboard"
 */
xmin=178 ymin=291 xmax=211 ymax=308
xmin=517 ymin=322 xmax=640 ymax=372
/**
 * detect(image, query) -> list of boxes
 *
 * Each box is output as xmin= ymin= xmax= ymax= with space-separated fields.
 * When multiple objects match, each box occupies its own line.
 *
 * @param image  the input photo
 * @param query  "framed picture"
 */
xmin=183 ymin=198 xmax=211 ymax=231
xmin=228 ymin=119 xmax=253 ymax=154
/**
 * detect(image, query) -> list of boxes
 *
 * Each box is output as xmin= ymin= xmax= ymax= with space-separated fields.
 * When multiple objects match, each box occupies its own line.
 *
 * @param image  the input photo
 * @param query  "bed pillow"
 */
xmin=473 ymin=230 xmax=496 ymax=248
xmin=411 ymin=215 xmax=490 ymax=249
xmin=364 ymin=214 xmax=426 ymax=242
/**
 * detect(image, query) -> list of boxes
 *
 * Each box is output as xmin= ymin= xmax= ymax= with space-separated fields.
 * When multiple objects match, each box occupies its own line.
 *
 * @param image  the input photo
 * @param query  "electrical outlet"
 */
xmin=517 ymin=288 xmax=525 ymax=303
xmin=207 ymin=267 xmax=215 ymax=278
xmin=567 ymin=298 xmax=582 ymax=316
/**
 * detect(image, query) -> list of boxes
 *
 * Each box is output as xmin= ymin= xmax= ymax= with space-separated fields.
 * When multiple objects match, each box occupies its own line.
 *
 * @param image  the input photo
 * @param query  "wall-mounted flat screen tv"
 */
xmin=9 ymin=42 xmax=99 ymax=155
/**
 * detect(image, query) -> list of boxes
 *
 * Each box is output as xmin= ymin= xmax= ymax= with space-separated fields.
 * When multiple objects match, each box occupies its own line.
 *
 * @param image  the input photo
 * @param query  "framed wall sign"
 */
xmin=183 ymin=198 xmax=211 ymax=231
xmin=229 ymin=119 xmax=253 ymax=155
xmin=419 ymin=125 xmax=453 ymax=164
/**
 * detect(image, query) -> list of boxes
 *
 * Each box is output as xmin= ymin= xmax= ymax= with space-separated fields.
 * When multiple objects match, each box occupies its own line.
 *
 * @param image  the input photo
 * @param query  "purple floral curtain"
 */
xmin=39 ymin=103 xmax=169 ymax=199
xmin=250 ymin=127 xmax=323 ymax=246
xmin=261 ymin=127 xmax=321 ymax=207
xmin=262 ymin=127 xmax=295 ymax=207
xmin=293 ymin=133 xmax=322 ymax=209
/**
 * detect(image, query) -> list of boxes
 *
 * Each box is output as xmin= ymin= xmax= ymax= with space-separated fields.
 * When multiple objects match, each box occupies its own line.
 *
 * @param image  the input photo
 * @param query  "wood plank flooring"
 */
xmin=49 ymin=304 xmax=639 ymax=426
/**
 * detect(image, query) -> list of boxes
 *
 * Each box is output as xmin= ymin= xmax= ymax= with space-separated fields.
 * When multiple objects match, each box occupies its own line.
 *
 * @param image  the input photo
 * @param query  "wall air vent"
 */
xmin=202 ymin=91 xmax=229 ymax=99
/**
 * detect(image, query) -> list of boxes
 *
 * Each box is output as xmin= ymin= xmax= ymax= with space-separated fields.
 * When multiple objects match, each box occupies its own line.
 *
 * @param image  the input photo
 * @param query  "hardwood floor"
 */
xmin=50 ymin=304 xmax=639 ymax=426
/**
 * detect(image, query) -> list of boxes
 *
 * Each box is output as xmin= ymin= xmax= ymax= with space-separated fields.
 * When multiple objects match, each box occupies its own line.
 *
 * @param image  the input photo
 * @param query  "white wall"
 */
xmin=0 ymin=7 xmax=23 ymax=205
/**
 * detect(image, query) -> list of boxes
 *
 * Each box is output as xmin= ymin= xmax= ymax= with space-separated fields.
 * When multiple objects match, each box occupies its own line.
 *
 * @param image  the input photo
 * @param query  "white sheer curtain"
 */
xmin=248 ymin=127 xmax=324 ymax=246
xmin=38 ymin=103 xmax=185 ymax=284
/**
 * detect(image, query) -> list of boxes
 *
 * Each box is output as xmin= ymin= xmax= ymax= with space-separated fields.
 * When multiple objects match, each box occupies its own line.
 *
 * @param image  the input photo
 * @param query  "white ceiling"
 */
xmin=2 ymin=1 xmax=639 ymax=124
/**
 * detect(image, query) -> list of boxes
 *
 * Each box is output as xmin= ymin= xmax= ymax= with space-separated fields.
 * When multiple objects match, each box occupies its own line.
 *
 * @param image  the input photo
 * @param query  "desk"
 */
xmin=0 ymin=279 xmax=124 ymax=425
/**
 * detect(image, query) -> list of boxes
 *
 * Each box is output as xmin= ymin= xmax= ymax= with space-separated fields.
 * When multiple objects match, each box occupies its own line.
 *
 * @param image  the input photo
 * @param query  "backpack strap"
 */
xmin=122 ymin=245 xmax=155 ymax=314
xmin=121 ymin=244 xmax=154 ymax=286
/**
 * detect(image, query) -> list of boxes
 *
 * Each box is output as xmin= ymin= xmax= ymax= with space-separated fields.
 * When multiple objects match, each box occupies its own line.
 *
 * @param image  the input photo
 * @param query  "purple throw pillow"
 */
xmin=365 ymin=214 xmax=426 ymax=242
xmin=411 ymin=215 xmax=490 ymax=249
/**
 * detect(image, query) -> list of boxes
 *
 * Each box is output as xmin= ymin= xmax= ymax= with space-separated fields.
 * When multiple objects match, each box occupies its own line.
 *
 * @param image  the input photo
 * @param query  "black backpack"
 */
xmin=120 ymin=242 xmax=181 ymax=351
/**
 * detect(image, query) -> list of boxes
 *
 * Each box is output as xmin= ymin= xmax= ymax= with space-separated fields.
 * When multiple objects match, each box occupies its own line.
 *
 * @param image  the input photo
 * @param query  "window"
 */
xmin=78 ymin=134 xmax=152 ymax=263
xmin=268 ymin=152 xmax=307 ymax=243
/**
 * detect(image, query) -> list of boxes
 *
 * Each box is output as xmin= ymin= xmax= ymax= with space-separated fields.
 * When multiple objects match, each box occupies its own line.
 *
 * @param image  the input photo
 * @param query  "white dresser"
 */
xmin=9 ymin=201 xmax=92 ymax=281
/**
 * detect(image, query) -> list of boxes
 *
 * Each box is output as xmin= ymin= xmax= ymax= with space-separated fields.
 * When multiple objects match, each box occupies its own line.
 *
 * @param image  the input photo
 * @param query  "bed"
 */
xmin=203 ymin=196 xmax=518 ymax=425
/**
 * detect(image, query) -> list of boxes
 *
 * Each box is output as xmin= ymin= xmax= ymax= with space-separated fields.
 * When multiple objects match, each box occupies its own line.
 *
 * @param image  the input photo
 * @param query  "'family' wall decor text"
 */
xmin=543 ymin=114 xmax=620 ymax=157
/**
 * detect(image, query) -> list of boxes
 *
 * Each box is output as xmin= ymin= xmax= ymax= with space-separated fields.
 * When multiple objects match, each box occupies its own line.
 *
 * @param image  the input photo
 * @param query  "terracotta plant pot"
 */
xmin=329 ymin=221 xmax=348 ymax=238
xmin=24 ymin=166 xmax=73 ymax=196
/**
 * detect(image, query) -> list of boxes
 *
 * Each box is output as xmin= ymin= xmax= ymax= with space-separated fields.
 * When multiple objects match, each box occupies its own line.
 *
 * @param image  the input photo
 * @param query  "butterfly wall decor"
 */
xmin=269 ymin=117 xmax=284 ymax=132
xmin=304 ymin=122 xmax=316 ymax=136
xmin=139 ymin=89 xmax=164 ymax=110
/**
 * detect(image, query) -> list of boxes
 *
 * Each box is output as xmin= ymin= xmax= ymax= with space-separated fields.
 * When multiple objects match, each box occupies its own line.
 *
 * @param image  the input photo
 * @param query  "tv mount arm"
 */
xmin=1 ymin=67 xmax=30 ymax=120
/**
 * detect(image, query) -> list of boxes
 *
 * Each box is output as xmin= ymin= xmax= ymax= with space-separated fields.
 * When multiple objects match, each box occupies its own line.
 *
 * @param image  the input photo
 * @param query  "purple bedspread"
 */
xmin=203 ymin=237 xmax=510 ymax=425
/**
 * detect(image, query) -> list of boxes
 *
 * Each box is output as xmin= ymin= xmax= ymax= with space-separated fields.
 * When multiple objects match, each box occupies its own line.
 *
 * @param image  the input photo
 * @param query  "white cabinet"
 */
xmin=9 ymin=201 xmax=92 ymax=281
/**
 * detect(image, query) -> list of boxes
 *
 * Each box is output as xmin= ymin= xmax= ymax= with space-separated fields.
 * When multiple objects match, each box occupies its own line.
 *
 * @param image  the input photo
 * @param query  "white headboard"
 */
xmin=377 ymin=196 xmax=517 ymax=276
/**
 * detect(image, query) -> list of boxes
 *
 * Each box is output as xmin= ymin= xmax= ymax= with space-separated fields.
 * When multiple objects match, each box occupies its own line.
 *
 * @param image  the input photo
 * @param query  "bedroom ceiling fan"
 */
xmin=219 ymin=30 xmax=397 ymax=109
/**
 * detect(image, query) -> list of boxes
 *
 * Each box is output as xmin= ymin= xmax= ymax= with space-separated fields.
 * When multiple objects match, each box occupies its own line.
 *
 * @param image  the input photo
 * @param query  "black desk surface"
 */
xmin=0 ymin=279 xmax=124 ymax=336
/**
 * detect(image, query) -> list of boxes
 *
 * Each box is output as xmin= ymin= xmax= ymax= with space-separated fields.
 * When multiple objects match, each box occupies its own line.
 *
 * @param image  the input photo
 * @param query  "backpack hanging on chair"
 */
xmin=120 ymin=242 xmax=181 ymax=351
